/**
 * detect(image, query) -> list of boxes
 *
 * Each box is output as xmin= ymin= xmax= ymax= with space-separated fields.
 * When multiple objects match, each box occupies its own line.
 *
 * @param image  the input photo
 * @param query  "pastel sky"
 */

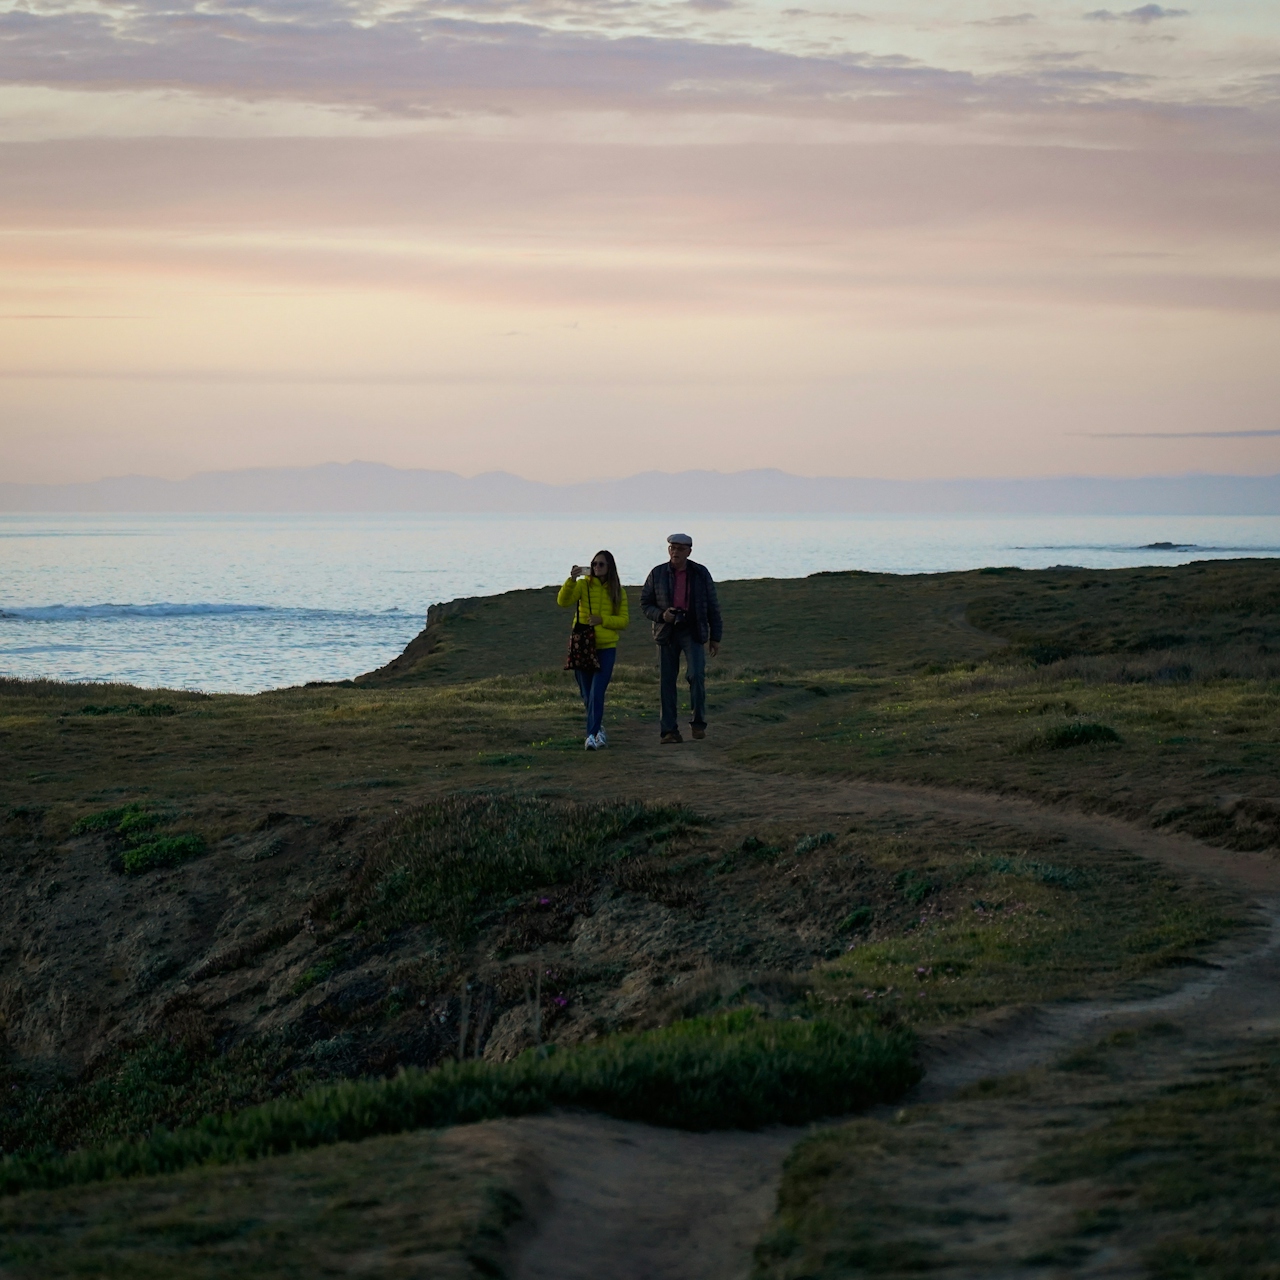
xmin=1 ymin=0 xmax=1278 ymax=482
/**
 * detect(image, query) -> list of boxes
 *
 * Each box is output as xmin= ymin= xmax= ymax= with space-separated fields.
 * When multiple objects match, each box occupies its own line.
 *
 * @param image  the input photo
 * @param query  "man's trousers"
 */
xmin=659 ymin=627 xmax=706 ymax=735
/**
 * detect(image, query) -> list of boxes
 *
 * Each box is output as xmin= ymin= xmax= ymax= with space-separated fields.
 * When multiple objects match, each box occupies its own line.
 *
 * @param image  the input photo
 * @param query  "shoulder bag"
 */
xmin=564 ymin=584 xmax=600 ymax=673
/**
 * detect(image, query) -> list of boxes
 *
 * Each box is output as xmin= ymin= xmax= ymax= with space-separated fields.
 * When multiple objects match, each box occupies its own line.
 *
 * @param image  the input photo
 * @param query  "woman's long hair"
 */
xmin=592 ymin=549 xmax=622 ymax=611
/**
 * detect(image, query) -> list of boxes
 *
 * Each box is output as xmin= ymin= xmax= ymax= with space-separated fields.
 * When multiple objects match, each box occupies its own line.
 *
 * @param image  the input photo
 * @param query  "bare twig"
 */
xmin=457 ymin=975 xmax=470 ymax=1063
xmin=523 ymin=967 xmax=544 ymax=1052
xmin=472 ymin=984 xmax=493 ymax=1060
xmin=533 ymin=966 xmax=543 ymax=1048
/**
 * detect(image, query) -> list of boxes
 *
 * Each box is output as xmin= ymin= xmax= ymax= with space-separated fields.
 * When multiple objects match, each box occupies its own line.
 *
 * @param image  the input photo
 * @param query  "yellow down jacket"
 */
xmin=557 ymin=576 xmax=630 ymax=649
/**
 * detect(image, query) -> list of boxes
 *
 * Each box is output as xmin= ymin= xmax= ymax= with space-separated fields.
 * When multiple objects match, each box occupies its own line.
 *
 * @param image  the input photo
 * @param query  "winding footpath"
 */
xmin=505 ymin=733 xmax=1280 ymax=1280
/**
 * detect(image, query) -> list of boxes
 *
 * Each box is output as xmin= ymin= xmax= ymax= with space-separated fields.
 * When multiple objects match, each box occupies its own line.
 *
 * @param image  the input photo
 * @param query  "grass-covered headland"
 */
xmin=2 ymin=557 xmax=1277 ymax=1274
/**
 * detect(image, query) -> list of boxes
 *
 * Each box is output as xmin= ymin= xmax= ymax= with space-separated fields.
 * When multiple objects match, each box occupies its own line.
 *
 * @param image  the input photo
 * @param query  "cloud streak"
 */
xmin=973 ymin=13 xmax=1038 ymax=26
xmin=0 ymin=7 xmax=989 ymax=119
xmin=1084 ymin=4 xmax=1189 ymax=22
xmin=0 ymin=0 xmax=1264 ymax=134
xmin=1081 ymin=429 xmax=1280 ymax=438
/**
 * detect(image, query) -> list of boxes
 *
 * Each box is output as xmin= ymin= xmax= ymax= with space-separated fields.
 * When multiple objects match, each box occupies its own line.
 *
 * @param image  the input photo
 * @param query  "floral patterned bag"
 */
xmin=564 ymin=593 xmax=600 ymax=673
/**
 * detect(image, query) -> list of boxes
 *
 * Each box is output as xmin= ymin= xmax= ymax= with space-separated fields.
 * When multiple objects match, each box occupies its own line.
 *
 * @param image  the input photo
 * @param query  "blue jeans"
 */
xmin=659 ymin=627 xmax=706 ymax=735
xmin=575 ymin=645 xmax=616 ymax=737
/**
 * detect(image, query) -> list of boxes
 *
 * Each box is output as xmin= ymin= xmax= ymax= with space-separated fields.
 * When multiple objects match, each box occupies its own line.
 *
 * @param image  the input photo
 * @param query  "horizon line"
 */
xmin=6 ymin=462 xmax=1280 ymax=488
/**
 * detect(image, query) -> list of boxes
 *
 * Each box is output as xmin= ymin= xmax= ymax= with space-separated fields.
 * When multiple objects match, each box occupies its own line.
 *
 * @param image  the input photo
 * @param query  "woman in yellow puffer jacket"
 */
xmin=558 ymin=550 xmax=629 ymax=750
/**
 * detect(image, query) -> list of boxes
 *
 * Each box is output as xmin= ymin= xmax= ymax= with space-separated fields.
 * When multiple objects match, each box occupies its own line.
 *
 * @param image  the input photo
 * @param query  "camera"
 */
xmin=668 ymin=608 xmax=687 ymax=623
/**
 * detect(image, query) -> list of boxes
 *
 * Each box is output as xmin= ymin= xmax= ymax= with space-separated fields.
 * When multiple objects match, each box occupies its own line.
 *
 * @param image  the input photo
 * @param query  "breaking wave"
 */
xmin=0 ymin=603 xmax=405 ymax=622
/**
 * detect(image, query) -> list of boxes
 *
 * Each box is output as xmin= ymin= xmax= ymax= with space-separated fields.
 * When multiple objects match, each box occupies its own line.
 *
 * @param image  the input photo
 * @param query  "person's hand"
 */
xmin=588 ymin=614 xmax=603 ymax=625
xmin=662 ymin=608 xmax=677 ymax=622
xmin=709 ymin=641 xmax=720 ymax=658
xmin=570 ymin=564 xmax=585 ymax=579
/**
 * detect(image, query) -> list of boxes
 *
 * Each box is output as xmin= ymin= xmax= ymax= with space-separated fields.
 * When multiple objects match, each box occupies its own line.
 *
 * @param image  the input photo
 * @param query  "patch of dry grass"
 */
xmin=726 ymin=668 xmax=1280 ymax=850
xmin=753 ymin=1025 xmax=1280 ymax=1280
xmin=0 ymin=1122 xmax=539 ymax=1279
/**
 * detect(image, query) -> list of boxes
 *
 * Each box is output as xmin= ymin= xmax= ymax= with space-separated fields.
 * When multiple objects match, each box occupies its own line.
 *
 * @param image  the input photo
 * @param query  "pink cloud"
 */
xmin=2 ymin=136 xmax=1276 ymax=317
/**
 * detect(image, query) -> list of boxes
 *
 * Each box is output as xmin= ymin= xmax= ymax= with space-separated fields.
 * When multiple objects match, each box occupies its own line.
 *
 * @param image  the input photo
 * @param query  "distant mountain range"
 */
xmin=2 ymin=462 xmax=1278 ymax=515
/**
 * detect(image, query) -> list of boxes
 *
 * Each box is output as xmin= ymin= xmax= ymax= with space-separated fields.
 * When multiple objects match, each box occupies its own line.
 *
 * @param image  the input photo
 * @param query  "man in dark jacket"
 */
xmin=640 ymin=534 xmax=723 ymax=744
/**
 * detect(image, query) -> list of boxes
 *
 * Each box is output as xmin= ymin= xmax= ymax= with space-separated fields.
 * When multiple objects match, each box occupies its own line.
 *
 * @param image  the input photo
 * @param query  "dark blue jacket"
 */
xmin=640 ymin=560 xmax=723 ymax=646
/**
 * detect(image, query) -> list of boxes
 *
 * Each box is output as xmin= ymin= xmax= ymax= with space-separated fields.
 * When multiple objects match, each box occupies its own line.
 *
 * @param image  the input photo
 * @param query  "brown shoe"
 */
xmin=661 ymin=730 xmax=684 ymax=744
xmin=690 ymin=724 xmax=706 ymax=740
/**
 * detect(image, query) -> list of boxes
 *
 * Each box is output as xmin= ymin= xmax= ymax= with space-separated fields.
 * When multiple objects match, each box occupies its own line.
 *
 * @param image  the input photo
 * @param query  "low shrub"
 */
xmin=838 ymin=905 xmax=874 ymax=933
xmin=71 ymin=804 xmax=207 ymax=873
xmin=896 ymin=868 xmax=937 ymax=904
xmin=122 ymin=835 xmax=206 ymax=874
xmin=1020 ymin=640 xmax=1081 ymax=666
xmin=71 ymin=804 xmax=152 ymax=836
xmin=116 ymin=808 xmax=161 ymax=840
xmin=292 ymin=958 xmax=339 ymax=995
xmin=795 ymin=832 xmax=835 ymax=855
xmin=0 ymin=1011 xmax=917 ymax=1196
xmin=1028 ymin=722 xmax=1122 ymax=751
xmin=984 ymin=855 xmax=1085 ymax=889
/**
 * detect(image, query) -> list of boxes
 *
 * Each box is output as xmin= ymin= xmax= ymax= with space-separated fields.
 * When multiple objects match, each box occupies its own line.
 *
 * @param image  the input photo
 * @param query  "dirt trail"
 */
xmin=508 ymin=1115 xmax=798 ymax=1280
xmin=506 ymin=725 xmax=1280 ymax=1280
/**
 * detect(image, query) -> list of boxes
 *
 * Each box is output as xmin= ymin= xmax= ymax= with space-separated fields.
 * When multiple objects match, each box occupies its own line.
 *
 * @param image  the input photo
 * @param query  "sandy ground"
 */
xmin=508 ymin=1115 xmax=799 ymax=1280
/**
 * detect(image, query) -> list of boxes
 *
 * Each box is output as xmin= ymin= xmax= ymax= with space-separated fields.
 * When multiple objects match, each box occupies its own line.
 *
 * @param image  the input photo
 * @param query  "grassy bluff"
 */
xmin=2 ymin=558 xmax=1279 ymax=1276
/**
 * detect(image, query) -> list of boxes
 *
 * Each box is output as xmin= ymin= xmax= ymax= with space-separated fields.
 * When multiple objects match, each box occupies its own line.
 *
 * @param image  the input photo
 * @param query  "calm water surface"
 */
xmin=2 ymin=513 xmax=1277 ymax=693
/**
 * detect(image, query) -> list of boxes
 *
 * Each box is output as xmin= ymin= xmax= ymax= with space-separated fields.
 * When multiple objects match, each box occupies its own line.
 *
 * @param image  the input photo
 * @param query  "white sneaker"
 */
xmin=585 ymin=734 xmax=598 ymax=750
xmin=595 ymin=730 xmax=608 ymax=747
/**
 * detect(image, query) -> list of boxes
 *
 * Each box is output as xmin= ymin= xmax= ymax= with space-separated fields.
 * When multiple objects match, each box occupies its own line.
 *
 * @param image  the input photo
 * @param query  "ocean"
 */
xmin=2 ymin=512 xmax=1278 ymax=694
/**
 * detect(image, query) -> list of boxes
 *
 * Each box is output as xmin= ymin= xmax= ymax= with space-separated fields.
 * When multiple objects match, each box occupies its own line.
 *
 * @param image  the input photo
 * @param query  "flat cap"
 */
xmin=666 ymin=532 xmax=693 ymax=546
